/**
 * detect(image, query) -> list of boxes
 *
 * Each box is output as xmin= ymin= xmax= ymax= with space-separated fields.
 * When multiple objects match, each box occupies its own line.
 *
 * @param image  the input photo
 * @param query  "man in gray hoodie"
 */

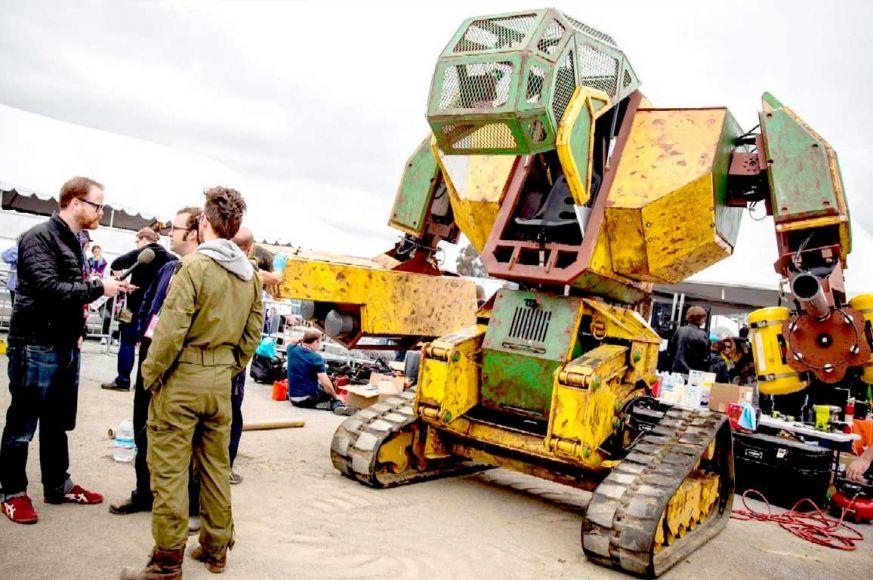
xmin=122 ymin=187 xmax=263 ymax=579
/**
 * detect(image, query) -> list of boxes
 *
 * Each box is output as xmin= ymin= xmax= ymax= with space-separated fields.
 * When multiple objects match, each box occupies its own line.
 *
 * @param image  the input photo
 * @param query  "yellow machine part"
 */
xmin=277 ymin=253 xmax=478 ymax=337
xmin=655 ymin=472 xmax=720 ymax=550
xmin=605 ymin=108 xmax=741 ymax=284
xmin=582 ymin=299 xmax=661 ymax=386
xmin=849 ymin=294 xmax=873 ymax=384
xmin=748 ymin=306 xmax=810 ymax=395
xmin=547 ymin=344 xmax=629 ymax=469
xmin=432 ymin=139 xmax=515 ymax=252
xmin=417 ymin=325 xmax=486 ymax=422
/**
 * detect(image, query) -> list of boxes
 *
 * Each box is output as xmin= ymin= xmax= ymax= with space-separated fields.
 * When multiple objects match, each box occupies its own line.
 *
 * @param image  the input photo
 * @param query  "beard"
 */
xmin=78 ymin=212 xmax=101 ymax=230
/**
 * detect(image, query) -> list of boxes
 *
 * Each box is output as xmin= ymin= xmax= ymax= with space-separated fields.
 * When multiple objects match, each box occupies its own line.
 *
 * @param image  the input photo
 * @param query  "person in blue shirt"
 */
xmin=287 ymin=329 xmax=353 ymax=415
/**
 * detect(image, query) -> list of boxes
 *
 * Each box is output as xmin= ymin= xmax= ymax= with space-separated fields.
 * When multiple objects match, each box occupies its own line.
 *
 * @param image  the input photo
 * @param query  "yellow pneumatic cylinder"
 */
xmin=748 ymin=307 xmax=809 ymax=395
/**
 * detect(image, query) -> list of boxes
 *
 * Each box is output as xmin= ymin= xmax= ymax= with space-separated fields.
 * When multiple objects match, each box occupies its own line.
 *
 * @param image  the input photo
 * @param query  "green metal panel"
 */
xmin=761 ymin=105 xmax=839 ymax=223
xmin=712 ymin=110 xmax=743 ymax=246
xmin=481 ymin=351 xmax=562 ymax=419
xmin=481 ymin=289 xmax=582 ymax=419
xmin=389 ymin=137 xmax=439 ymax=235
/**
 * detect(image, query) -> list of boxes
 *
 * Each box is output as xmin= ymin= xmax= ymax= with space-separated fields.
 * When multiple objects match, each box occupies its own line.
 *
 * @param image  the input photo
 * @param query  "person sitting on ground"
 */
xmin=287 ymin=329 xmax=354 ymax=415
xmin=667 ymin=306 xmax=711 ymax=374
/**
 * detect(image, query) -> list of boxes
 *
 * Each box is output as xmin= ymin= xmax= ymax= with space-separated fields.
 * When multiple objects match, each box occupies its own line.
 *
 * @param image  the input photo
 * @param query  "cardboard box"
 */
xmin=708 ymin=383 xmax=754 ymax=413
xmin=369 ymin=372 xmax=406 ymax=395
xmin=345 ymin=384 xmax=380 ymax=410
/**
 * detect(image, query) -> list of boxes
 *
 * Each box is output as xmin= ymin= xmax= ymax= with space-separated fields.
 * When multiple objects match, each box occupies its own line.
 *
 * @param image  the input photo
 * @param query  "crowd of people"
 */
xmin=0 ymin=176 xmax=264 ymax=578
xmin=660 ymin=305 xmax=755 ymax=386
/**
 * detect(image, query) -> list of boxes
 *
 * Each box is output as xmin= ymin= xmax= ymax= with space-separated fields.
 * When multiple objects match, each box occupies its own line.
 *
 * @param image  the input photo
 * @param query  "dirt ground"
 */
xmin=0 ymin=341 xmax=870 ymax=579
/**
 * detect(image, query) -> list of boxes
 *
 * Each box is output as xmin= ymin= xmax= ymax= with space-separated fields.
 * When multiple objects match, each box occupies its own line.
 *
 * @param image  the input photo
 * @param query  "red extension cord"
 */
xmin=730 ymin=489 xmax=864 ymax=550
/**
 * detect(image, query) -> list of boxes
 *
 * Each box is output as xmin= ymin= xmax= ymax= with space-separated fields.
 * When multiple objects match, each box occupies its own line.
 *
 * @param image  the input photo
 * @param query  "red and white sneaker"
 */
xmin=44 ymin=485 xmax=104 ymax=505
xmin=2 ymin=495 xmax=39 ymax=524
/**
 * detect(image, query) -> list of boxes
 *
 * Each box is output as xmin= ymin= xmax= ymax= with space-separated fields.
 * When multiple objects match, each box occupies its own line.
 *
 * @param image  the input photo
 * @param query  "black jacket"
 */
xmin=668 ymin=325 xmax=712 ymax=374
xmin=9 ymin=215 xmax=104 ymax=348
xmin=110 ymin=243 xmax=175 ymax=316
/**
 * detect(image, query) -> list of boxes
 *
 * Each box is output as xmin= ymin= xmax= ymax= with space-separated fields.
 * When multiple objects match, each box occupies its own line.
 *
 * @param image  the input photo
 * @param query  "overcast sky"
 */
xmin=1 ymin=0 xmax=872 ymax=262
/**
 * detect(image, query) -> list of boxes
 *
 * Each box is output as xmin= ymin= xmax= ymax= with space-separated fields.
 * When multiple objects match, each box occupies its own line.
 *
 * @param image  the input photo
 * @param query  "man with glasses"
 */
xmin=1 ymin=176 xmax=128 ymax=524
xmin=101 ymin=227 xmax=174 ymax=391
xmin=110 ymin=207 xmax=202 ymax=518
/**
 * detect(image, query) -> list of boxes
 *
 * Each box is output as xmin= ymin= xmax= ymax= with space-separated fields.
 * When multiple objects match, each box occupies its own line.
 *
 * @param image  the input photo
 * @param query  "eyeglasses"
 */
xmin=168 ymin=223 xmax=192 ymax=233
xmin=79 ymin=198 xmax=104 ymax=212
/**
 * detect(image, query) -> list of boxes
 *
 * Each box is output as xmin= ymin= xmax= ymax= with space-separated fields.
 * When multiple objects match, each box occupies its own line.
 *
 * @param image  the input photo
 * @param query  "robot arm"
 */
xmin=728 ymin=93 xmax=871 ymax=390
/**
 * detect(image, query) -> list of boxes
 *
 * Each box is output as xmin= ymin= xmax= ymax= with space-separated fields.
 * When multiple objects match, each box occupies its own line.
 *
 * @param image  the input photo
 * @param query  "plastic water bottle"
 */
xmin=113 ymin=419 xmax=136 ymax=463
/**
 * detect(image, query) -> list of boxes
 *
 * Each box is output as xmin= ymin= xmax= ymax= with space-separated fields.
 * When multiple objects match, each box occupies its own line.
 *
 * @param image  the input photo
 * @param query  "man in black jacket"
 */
xmin=668 ymin=306 xmax=712 ymax=374
xmin=0 ymin=176 xmax=127 ymax=525
xmin=101 ymin=227 xmax=174 ymax=391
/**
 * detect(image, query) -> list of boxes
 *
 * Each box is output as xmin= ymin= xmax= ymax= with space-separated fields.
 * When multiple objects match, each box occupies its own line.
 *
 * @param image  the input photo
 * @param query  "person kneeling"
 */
xmin=287 ymin=330 xmax=353 ymax=416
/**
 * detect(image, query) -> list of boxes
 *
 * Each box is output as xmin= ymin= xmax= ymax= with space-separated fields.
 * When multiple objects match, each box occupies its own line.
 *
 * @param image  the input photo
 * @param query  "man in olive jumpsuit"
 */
xmin=122 ymin=187 xmax=263 ymax=579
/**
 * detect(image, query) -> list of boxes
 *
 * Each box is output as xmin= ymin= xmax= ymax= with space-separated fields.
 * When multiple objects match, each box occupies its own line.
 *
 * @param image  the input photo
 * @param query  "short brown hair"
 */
xmin=685 ymin=306 xmax=708 ymax=326
xmin=203 ymin=186 xmax=246 ymax=239
xmin=301 ymin=329 xmax=322 ymax=345
xmin=178 ymin=206 xmax=203 ymax=231
xmin=136 ymin=227 xmax=160 ymax=243
xmin=59 ymin=176 xmax=103 ymax=208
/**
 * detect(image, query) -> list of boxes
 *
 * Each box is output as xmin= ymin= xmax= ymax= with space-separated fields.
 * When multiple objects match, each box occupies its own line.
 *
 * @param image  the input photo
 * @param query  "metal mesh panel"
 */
xmin=552 ymin=48 xmax=576 ymax=126
xmin=525 ymin=65 xmax=545 ymax=104
xmin=438 ymin=61 xmax=514 ymax=111
xmin=578 ymin=42 xmax=619 ymax=98
xmin=453 ymin=14 xmax=538 ymax=53
xmin=536 ymin=19 xmax=566 ymax=56
xmin=623 ymin=69 xmax=632 ymax=88
xmin=562 ymin=14 xmax=617 ymax=47
xmin=442 ymin=122 xmax=517 ymax=150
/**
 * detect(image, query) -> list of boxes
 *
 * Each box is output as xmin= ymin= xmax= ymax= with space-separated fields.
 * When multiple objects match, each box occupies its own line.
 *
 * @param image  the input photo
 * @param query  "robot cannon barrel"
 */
xmin=791 ymin=273 xmax=830 ymax=320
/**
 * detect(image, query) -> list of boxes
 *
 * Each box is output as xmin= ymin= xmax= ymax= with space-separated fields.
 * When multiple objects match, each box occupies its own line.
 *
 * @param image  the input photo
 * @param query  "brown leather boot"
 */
xmin=120 ymin=547 xmax=184 ymax=579
xmin=189 ymin=545 xmax=227 ymax=574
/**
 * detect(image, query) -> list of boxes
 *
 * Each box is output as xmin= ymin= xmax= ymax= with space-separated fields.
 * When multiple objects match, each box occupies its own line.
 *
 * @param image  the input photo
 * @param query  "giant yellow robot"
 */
xmin=273 ymin=8 xmax=870 ymax=577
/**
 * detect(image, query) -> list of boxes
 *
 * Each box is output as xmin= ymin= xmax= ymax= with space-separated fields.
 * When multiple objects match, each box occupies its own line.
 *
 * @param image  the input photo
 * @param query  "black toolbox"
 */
xmin=733 ymin=431 xmax=833 ymax=510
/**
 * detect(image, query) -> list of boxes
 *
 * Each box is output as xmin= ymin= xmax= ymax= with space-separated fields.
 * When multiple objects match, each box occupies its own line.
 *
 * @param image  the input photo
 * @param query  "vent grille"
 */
xmin=508 ymin=306 xmax=552 ymax=343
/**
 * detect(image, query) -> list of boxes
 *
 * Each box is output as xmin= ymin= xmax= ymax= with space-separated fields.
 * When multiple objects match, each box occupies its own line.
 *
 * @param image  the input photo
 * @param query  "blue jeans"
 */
xmin=0 ymin=343 xmax=80 ymax=498
xmin=114 ymin=322 xmax=138 ymax=387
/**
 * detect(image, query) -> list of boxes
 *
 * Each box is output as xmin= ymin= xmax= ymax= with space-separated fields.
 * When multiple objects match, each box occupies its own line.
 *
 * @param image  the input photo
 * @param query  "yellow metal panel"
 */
xmin=420 ymin=325 xmax=486 ymax=422
xmin=606 ymin=108 xmax=736 ymax=284
xmin=609 ymin=109 xmax=726 ymax=208
xmin=278 ymin=256 xmax=477 ymax=336
xmin=547 ymin=344 xmax=627 ymax=469
xmin=432 ymin=139 xmax=514 ymax=252
xmin=418 ymin=356 xmax=448 ymax=407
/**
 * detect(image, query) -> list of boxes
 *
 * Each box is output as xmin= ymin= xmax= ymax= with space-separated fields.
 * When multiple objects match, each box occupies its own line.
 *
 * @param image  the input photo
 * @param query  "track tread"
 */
xmin=582 ymin=407 xmax=733 ymax=577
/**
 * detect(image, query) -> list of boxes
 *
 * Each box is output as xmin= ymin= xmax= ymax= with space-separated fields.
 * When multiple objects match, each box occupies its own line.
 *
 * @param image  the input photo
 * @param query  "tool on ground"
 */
xmin=242 ymin=420 xmax=305 ymax=431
